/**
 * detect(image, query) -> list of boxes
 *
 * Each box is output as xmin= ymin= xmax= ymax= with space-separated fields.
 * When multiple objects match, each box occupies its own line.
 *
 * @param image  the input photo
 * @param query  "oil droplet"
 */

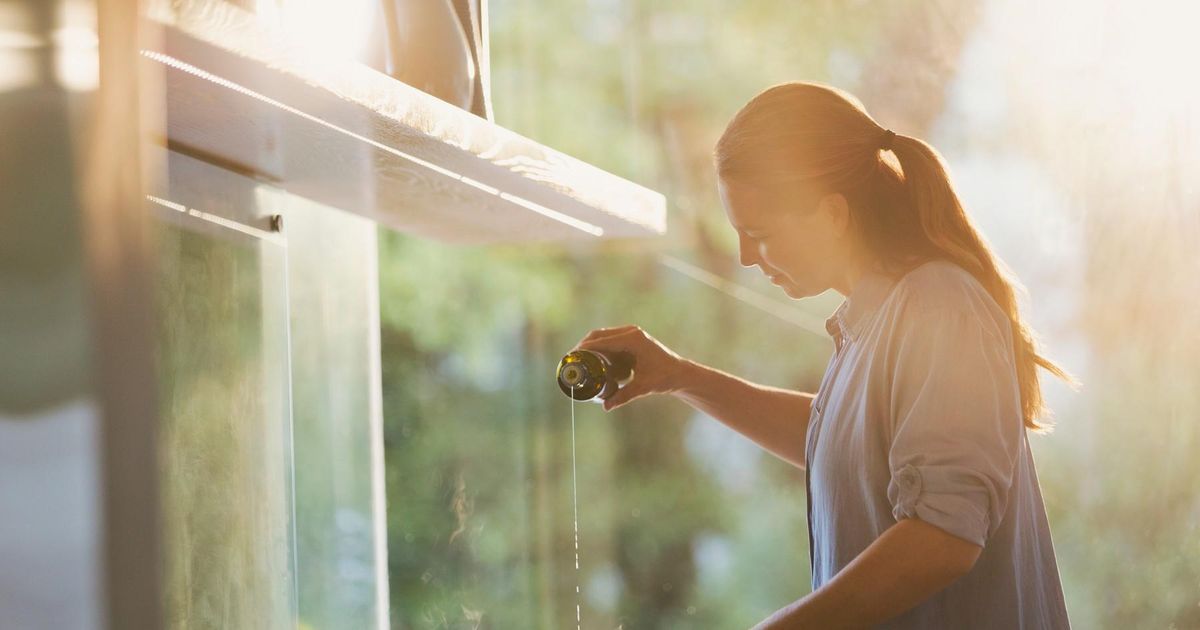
xmin=570 ymin=384 xmax=583 ymax=629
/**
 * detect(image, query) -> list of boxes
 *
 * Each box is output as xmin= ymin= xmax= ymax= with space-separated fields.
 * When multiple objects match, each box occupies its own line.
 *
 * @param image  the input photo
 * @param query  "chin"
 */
xmin=780 ymin=283 xmax=809 ymax=299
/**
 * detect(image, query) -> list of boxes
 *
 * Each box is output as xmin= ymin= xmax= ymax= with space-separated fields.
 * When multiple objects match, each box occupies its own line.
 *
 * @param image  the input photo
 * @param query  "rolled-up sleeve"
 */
xmin=885 ymin=290 xmax=1023 ymax=547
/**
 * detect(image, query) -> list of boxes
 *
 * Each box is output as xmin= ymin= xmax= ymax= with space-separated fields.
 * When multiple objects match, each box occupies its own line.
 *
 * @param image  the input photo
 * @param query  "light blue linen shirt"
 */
xmin=803 ymin=259 xmax=1071 ymax=628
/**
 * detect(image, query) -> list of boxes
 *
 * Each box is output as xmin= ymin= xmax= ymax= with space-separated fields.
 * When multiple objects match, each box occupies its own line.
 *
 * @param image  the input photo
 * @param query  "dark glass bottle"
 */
xmin=556 ymin=349 xmax=636 ymax=402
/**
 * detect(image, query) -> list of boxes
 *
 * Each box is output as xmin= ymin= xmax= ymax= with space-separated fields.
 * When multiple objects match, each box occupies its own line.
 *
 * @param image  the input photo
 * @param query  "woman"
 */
xmin=572 ymin=82 xmax=1077 ymax=628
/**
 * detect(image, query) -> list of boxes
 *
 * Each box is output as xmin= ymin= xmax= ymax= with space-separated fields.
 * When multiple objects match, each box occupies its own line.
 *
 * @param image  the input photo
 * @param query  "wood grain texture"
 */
xmin=144 ymin=0 xmax=667 ymax=244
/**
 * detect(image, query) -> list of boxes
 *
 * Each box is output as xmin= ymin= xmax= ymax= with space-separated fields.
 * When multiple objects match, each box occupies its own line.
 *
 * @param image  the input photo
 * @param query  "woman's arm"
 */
xmin=574 ymin=325 xmax=813 ymax=470
xmin=670 ymin=358 xmax=813 ymax=470
xmin=752 ymin=518 xmax=982 ymax=629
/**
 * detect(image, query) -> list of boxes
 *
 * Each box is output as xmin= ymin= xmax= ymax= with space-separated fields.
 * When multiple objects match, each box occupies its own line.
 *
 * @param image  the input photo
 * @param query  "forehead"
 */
xmin=718 ymin=178 xmax=781 ymax=230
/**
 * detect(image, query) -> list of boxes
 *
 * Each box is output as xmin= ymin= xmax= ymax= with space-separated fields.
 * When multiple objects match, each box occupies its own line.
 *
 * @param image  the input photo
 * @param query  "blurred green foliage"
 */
xmin=157 ymin=221 xmax=296 ymax=629
xmin=380 ymin=0 xmax=1200 ymax=628
xmin=377 ymin=2 xmax=869 ymax=625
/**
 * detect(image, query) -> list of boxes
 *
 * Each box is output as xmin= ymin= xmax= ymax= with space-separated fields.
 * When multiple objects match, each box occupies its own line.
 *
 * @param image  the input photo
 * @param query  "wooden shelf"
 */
xmin=144 ymin=0 xmax=666 ymax=244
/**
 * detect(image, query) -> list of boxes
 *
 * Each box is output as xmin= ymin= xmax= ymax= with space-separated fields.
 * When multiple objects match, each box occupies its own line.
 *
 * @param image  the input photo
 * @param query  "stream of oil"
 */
xmin=570 ymin=384 xmax=582 ymax=630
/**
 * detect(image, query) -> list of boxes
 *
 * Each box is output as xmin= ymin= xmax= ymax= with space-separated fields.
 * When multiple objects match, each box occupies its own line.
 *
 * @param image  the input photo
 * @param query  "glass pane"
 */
xmin=272 ymin=189 xmax=388 ymax=629
xmin=473 ymin=1 xmax=1200 ymax=628
xmin=153 ymin=191 xmax=297 ymax=629
xmin=379 ymin=236 xmax=816 ymax=629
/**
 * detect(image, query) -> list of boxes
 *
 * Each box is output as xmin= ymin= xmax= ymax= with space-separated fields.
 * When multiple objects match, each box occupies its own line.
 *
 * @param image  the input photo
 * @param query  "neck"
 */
xmin=833 ymin=252 xmax=880 ymax=298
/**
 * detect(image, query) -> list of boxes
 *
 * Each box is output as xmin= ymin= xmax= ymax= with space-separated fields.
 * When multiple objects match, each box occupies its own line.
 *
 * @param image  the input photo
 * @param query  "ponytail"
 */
xmin=715 ymin=81 xmax=1081 ymax=432
xmin=888 ymin=132 xmax=1081 ymax=432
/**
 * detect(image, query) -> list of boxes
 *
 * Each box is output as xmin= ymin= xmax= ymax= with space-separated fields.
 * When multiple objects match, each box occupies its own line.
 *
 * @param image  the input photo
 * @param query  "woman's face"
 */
xmin=717 ymin=176 xmax=852 ymax=299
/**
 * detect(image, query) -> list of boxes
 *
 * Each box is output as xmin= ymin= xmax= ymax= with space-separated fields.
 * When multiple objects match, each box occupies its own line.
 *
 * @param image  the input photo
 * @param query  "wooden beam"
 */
xmin=143 ymin=0 xmax=667 ymax=244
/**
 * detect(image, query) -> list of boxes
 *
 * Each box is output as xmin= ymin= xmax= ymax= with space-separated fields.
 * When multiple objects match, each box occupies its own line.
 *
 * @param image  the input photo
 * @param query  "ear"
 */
xmin=816 ymin=192 xmax=851 ymax=237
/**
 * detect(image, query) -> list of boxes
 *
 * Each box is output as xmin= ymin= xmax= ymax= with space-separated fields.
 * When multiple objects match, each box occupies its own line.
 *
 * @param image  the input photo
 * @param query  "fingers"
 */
xmin=574 ymin=325 xmax=639 ymax=351
xmin=579 ymin=324 xmax=637 ymax=344
xmin=602 ymin=384 xmax=640 ymax=411
xmin=576 ymin=337 xmax=627 ymax=353
xmin=576 ymin=336 xmax=635 ymax=356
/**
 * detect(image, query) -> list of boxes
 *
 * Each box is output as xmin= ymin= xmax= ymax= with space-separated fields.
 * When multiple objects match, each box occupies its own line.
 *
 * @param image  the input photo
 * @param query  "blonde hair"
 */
xmin=714 ymin=81 xmax=1080 ymax=432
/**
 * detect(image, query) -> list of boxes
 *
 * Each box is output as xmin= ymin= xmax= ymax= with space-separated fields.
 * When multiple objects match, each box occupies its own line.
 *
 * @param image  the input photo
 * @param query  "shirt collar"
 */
xmin=825 ymin=262 xmax=898 ymax=347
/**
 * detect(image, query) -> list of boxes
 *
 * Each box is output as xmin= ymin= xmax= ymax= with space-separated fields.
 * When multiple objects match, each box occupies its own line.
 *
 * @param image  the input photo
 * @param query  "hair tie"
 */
xmin=879 ymin=129 xmax=896 ymax=152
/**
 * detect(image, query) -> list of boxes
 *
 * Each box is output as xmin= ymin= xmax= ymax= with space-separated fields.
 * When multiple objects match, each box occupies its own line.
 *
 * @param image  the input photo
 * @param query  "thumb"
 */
xmin=602 ymin=382 xmax=641 ymax=412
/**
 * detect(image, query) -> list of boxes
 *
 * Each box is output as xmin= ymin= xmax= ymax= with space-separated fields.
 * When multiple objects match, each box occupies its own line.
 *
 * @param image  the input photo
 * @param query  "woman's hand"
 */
xmin=571 ymin=324 xmax=689 ymax=411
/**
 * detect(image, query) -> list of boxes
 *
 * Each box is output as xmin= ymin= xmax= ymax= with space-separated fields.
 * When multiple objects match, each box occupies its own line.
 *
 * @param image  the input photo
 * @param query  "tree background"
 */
xmin=380 ymin=0 xmax=1200 ymax=628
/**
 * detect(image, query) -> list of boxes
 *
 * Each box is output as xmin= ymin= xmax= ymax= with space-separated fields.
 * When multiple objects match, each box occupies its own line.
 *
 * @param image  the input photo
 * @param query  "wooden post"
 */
xmin=0 ymin=0 xmax=164 ymax=627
